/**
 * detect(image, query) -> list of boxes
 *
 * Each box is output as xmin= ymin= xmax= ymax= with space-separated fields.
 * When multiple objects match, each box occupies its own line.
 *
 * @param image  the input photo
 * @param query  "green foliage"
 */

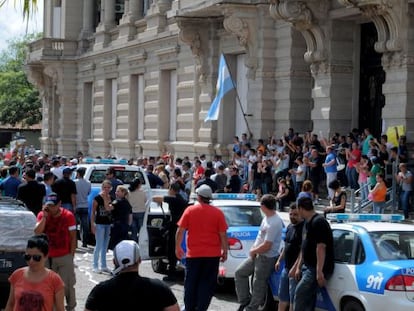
xmin=0 ymin=0 xmax=39 ymax=21
xmin=0 ymin=33 xmax=42 ymax=126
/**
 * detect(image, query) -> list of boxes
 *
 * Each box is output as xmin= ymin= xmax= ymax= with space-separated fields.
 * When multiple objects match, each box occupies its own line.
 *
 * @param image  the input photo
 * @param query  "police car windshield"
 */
xmin=370 ymin=231 xmax=414 ymax=261
xmin=219 ymin=206 xmax=263 ymax=227
xmin=89 ymin=169 xmax=145 ymax=185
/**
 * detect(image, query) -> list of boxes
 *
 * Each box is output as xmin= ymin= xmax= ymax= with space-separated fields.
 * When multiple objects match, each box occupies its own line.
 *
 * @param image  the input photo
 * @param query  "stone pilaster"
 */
xmin=144 ymin=0 xmax=171 ymax=34
xmin=94 ymin=0 xmax=116 ymax=49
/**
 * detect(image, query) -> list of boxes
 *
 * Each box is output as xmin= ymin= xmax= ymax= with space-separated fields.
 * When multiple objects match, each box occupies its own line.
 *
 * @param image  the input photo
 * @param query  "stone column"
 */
xmin=94 ymin=0 xmax=116 ymax=49
xmin=44 ymin=0 xmax=53 ymax=37
xmin=80 ymin=0 xmax=95 ymax=38
xmin=144 ymin=0 xmax=171 ymax=34
xmin=104 ymin=0 xmax=116 ymax=27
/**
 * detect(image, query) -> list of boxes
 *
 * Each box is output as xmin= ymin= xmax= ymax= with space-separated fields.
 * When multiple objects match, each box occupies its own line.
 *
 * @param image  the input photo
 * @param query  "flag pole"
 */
xmin=222 ymin=55 xmax=253 ymax=138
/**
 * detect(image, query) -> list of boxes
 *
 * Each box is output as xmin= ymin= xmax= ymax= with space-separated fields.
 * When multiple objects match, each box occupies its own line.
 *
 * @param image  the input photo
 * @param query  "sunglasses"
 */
xmin=23 ymin=254 xmax=42 ymax=262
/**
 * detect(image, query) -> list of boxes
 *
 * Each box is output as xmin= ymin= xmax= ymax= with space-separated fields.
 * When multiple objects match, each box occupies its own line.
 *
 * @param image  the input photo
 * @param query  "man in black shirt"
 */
xmin=153 ymin=182 xmax=188 ymax=281
xmin=85 ymin=240 xmax=179 ymax=311
xmin=52 ymin=167 xmax=77 ymax=213
xmin=293 ymin=197 xmax=334 ymax=311
xmin=17 ymin=168 xmax=46 ymax=215
xmin=275 ymin=203 xmax=304 ymax=311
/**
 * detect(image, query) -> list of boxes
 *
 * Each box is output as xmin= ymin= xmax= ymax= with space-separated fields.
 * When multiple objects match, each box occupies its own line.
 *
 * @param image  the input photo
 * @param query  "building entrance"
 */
xmin=359 ymin=22 xmax=385 ymax=138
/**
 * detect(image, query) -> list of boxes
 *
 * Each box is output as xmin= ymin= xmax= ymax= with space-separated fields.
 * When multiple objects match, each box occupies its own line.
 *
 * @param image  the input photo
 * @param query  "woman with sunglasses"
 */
xmin=5 ymin=234 xmax=65 ymax=311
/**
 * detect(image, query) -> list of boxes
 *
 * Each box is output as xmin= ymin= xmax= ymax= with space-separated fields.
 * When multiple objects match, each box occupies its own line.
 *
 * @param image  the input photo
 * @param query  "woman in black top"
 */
xmin=324 ymin=179 xmax=346 ymax=218
xmin=91 ymin=180 xmax=114 ymax=273
xmin=108 ymin=185 xmax=133 ymax=250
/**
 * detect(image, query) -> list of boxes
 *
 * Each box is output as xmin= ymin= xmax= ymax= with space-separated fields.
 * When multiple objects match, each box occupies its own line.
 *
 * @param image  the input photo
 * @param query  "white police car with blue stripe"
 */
xmin=269 ymin=213 xmax=414 ymax=311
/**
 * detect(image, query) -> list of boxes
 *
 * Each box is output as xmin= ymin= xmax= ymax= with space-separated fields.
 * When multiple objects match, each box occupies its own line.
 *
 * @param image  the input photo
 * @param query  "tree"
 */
xmin=0 ymin=34 xmax=42 ymax=126
xmin=0 ymin=0 xmax=39 ymax=21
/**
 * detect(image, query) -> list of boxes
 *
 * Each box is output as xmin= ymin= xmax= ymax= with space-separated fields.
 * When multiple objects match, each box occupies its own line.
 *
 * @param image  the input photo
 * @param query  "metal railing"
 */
xmin=349 ymin=163 xmax=399 ymax=213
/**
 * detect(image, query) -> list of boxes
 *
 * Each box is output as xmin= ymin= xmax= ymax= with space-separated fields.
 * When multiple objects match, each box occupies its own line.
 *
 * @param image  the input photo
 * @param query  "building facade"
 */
xmin=26 ymin=0 xmax=414 ymax=159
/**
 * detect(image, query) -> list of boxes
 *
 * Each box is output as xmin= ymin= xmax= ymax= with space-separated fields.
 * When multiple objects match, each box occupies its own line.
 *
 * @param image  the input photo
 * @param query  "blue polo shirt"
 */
xmin=324 ymin=153 xmax=337 ymax=173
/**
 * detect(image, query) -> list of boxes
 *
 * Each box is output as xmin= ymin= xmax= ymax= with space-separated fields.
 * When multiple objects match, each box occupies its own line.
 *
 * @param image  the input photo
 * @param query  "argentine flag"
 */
xmin=204 ymin=54 xmax=235 ymax=122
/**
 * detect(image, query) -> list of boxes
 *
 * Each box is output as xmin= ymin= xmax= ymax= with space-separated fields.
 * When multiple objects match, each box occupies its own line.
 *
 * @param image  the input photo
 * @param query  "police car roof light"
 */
xmin=82 ymin=158 xmax=128 ymax=165
xmin=211 ymin=193 xmax=257 ymax=201
xmin=326 ymin=213 xmax=404 ymax=222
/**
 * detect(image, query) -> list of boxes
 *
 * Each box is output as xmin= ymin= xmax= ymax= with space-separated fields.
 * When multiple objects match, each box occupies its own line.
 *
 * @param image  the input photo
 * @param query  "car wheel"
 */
xmin=342 ymin=299 xmax=364 ymax=311
xmin=258 ymin=285 xmax=277 ymax=311
xmin=151 ymin=258 xmax=168 ymax=274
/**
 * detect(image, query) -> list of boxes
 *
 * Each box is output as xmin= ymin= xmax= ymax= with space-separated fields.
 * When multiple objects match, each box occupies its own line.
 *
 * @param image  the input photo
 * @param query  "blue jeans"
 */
xmin=131 ymin=212 xmax=145 ymax=242
xmin=359 ymin=181 xmax=368 ymax=201
xmin=373 ymin=201 xmax=385 ymax=214
xmin=76 ymin=208 xmax=90 ymax=246
xmin=400 ymin=190 xmax=411 ymax=219
xmin=184 ymin=257 xmax=220 ymax=311
xmin=294 ymin=265 xmax=317 ymax=311
xmin=278 ymin=267 xmax=297 ymax=304
xmin=93 ymin=224 xmax=111 ymax=270
xmin=346 ymin=166 xmax=358 ymax=190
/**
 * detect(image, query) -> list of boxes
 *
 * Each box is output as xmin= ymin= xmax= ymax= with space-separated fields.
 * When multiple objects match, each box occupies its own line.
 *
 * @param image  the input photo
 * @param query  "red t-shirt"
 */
xmin=177 ymin=202 xmax=228 ymax=258
xmin=37 ymin=208 xmax=76 ymax=258
xmin=9 ymin=268 xmax=64 ymax=311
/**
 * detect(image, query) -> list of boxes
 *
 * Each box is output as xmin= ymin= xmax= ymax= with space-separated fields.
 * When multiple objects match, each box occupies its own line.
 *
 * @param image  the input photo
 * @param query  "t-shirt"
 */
xmin=36 ymin=208 xmax=77 ymax=258
xmin=51 ymin=177 xmax=77 ymax=204
xmin=324 ymin=153 xmax=337 ymax=174
xmin=93 ymin=194 xmax=113 ymax=225
xmin=301 ymin=214 xmax=334 ymax=276
xmin=164 ymin=194 xmax=187 ymax=224
xmin=177 ymin=202 xmax=228 ymax=258
xmin=284 ymin=221 xmax=304 ymax=270
xmin=85 ymin=273 xmax=177 ymax=311
xmin=9 ymin=268 xmax=64 ymax=311
xmin=254 ymin=213 xmax=283 ymax=258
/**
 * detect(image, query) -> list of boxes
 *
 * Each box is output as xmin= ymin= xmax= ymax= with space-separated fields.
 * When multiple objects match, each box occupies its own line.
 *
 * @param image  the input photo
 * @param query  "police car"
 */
xmin=269 ymin=213 xmax=414 ymax=311
xmin=73 ymin=158 xmax=152 ymax=216
xmin=139 ymin=193 xmax=264 ymax=281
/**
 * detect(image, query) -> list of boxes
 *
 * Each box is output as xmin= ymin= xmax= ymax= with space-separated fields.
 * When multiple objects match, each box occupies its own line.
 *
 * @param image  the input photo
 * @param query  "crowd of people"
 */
xmin=1 ymin=126 xmax=412 ymax=311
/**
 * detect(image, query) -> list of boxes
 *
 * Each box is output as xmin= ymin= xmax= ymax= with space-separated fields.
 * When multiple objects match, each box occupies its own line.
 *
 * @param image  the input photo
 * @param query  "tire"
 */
xmin=151 ymin=258 xmax=168 ymax=274
xmin=342 ymin=299 xmax=364 ymax=311
xmin=258 ymin=285 xmax=277 ymax=311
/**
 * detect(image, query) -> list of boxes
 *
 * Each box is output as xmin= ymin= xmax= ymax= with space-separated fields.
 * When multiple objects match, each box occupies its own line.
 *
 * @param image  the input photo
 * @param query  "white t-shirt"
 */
xmin=253 ymin=213 xmax=283 ymax=258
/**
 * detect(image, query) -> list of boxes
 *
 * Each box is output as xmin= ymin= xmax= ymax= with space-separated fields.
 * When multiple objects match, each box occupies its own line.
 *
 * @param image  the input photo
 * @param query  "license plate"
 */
xmin=0 ymin=259 xmax=13 ymax=269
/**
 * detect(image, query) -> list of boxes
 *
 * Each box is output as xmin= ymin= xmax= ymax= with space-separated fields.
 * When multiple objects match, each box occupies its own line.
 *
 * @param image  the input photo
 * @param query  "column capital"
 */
xmin=223 ymin=12 xmax=258 ymax=79
xmin=269 ymin=0 xmax=327 ymax=64
xmin=338 ymin=0 xmax=403 ymax=53
xmin=178 ymin=18 xmax=212 ymax=83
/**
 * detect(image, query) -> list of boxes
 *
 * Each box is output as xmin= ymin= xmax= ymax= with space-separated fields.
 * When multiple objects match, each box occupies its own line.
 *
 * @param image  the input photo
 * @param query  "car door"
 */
xmin=138 ymin=197 xmax=170 ymax=260
xmin=320 ymin=229 xmax=362 ymax=310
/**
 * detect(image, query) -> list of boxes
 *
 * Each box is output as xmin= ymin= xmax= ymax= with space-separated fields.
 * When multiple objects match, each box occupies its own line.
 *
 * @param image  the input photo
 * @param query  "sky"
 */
xmin=0 ymin=0 xmax=44 ymax=53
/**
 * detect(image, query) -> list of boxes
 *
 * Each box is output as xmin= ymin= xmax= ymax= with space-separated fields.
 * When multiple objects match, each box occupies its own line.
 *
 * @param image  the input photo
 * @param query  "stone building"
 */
xmin=26 ymin=0 xmax=414 ymax=159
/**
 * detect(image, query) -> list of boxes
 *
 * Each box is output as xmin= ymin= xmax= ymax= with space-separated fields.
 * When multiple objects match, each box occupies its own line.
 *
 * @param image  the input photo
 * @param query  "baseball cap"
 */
xmin=70 ymin=158 xmax=78 ymax=165
xmin=113 ymin=240 xmax=140 ymax=275
xmin=196 ymin=184 xmax=213 ymax=199
xmin=45 ymin=193 xmax=60 ymax=206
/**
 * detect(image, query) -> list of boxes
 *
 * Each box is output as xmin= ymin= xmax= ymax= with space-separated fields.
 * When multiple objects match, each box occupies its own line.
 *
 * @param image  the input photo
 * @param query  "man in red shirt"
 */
xmin=175 ymin=185 xmax=228 ymax=311
xmin=34 ymin=192 xmax=77 ymax=311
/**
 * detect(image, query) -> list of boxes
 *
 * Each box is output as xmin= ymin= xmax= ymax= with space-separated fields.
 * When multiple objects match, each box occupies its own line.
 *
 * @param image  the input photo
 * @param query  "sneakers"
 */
xmin=92 ymin=268 xmax=101 ymax=274
xmin=101 ymin=267 xmax=112 ymax=274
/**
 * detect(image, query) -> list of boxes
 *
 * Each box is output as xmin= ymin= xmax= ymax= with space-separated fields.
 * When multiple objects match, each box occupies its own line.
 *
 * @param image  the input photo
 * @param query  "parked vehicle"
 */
xmin=0 ymin=198 xmax=37 ymax=308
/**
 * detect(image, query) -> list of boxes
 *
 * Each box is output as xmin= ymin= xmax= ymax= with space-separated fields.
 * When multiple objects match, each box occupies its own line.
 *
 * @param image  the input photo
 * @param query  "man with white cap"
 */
xmin=84 ymin=240 xmax=179 ymax=311
xmin=175 ymin=184 xmax=228 ymax=311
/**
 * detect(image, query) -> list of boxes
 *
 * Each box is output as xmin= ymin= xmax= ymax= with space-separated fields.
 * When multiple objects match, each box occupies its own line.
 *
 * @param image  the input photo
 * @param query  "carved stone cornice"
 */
xmin=223 ymin=14 xmax=258 ymax=79
xmin=269 ymin=0 xmax=326 ymax=64
xmin=177 ymin=19 xmax=209 ymax=82
xmin=337 ymin=0 xmax=402 ymax=53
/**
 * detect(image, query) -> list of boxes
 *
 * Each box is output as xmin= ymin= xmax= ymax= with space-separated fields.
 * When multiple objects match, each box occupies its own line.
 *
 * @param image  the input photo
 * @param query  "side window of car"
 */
xmin=333 ymin=230 xmax=357 ymax=264
xmin=90 ymin=170 xmax=106 ymax=183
